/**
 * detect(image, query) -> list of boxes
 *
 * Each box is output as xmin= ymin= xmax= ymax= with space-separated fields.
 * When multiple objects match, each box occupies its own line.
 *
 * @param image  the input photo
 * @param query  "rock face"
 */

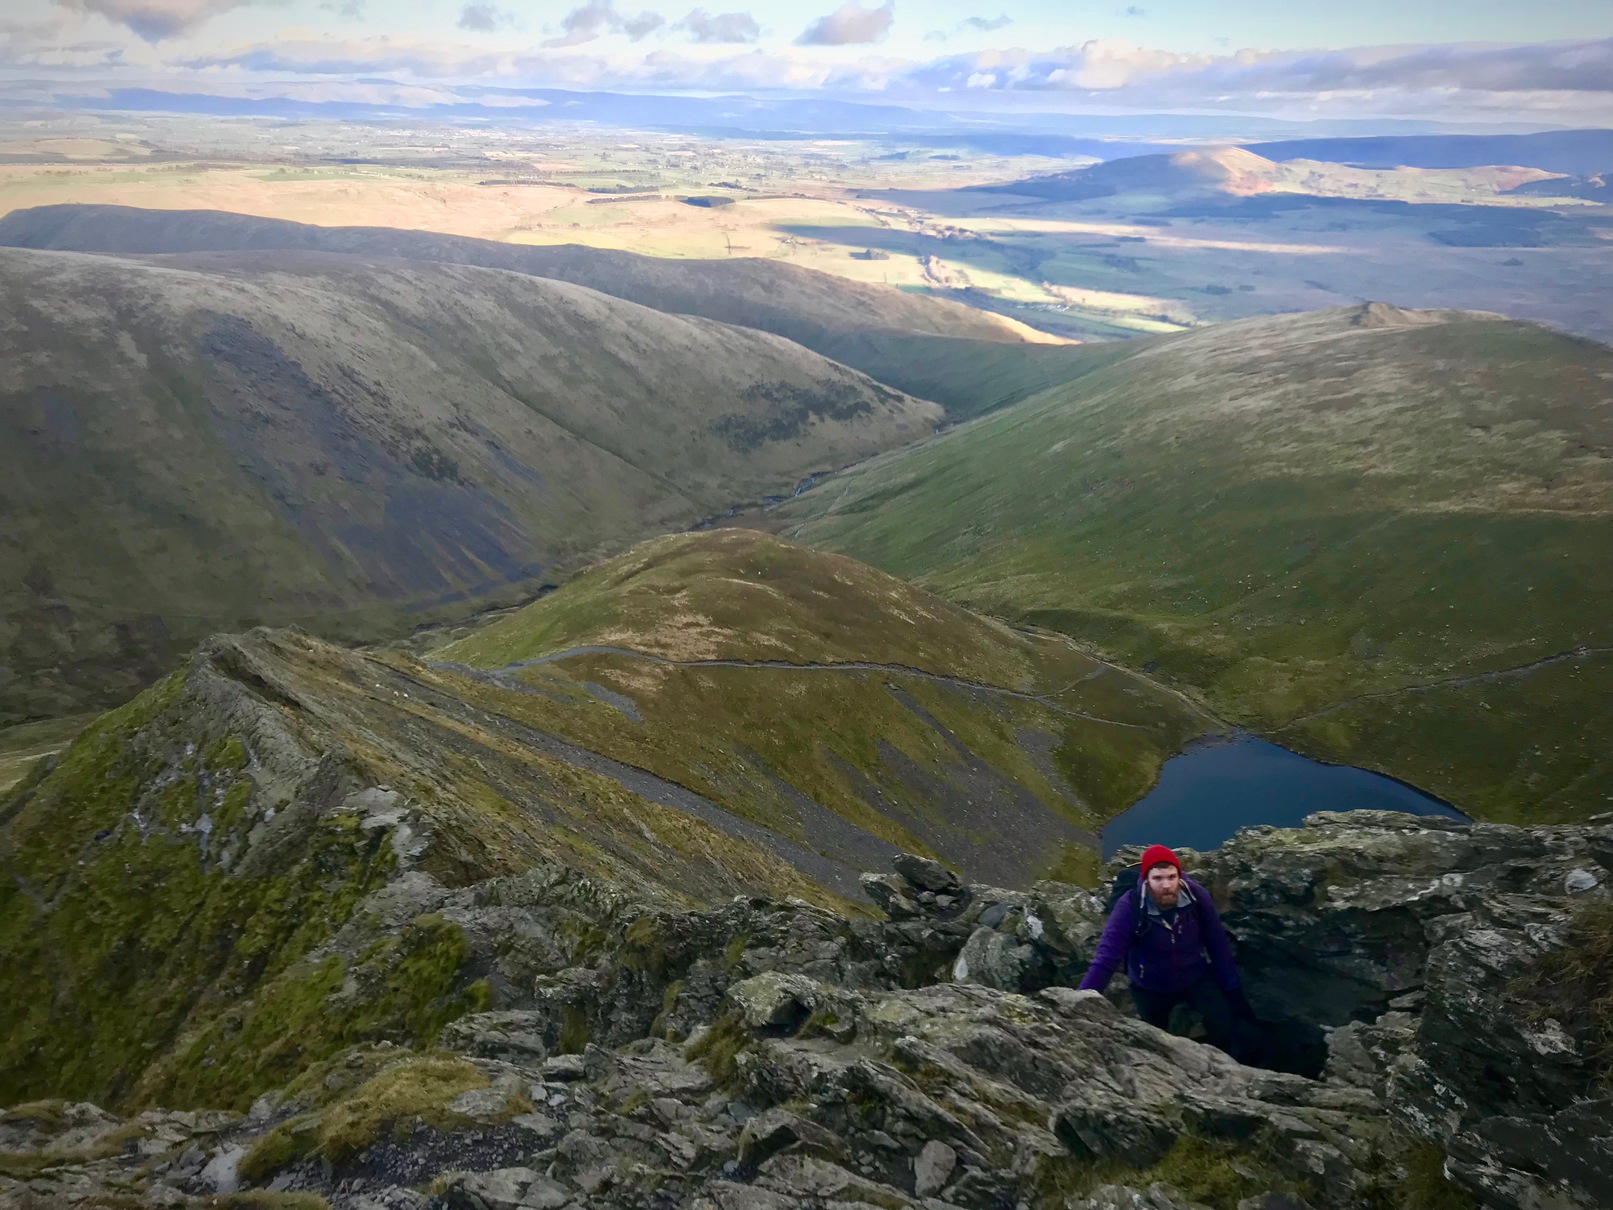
xmin=2 ymin=810 xmax=1609 ymax=1210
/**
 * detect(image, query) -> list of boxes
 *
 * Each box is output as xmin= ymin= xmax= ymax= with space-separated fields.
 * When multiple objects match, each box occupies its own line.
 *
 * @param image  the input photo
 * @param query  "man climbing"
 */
xmin=1077 ymin=844 xmax=1256 ymax=1060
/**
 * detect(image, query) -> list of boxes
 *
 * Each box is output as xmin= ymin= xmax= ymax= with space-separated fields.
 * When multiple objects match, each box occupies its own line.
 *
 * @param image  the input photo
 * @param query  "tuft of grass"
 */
xmin=622 ymin=916 xmax=671 ymax=977
xmin=798 ymin=1008 xmax=844 ymax=1040
xmin=1042 ymin=839 xmax=1103 ymax=888
xmin=1515 ymin=897 xmax=1613 ymax=1082
xmin=617 ymin=1086 xmax=653 ymax=1116
xmin=0 ymin=1122 xmax=147 ymax=1182
xmin=1148 ymin=1134 xmax=1298 ymax=1209
xmin=1388 ymin=1140 xmax=1480 ymax=1210
xmin=237 ymin=1123 xmax=308 ymax=1186
xmin=685 ymin=1013 xmax=753 ymax=1091
xmin=0 ymin=1151 xmax=57 ymax=1180
xmin=559 ymin=1006 xmax=591 ymax=1056
xmin=1032 ymin=1131 xmax=1312 ymax=1210
xmin=0 ymin=1100 xmax=67 ymax=1126
xmin=240 ymin=1056 xmax=490 ymax=1181
xmin=207 ymin=1194 xmax=332 ymax=1210
xmin=316 ymin=1056 xmax=488 ymax=1166
xmin=650 ymin=979 xmax=688 ymax=1040
xmin=203 ymin=736 xmax=249 ymax=774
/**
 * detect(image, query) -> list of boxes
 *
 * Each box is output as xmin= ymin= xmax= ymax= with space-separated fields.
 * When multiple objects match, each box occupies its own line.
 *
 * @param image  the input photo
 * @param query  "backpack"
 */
xmin=1106 ymin=864 xmax=1142 ymax=913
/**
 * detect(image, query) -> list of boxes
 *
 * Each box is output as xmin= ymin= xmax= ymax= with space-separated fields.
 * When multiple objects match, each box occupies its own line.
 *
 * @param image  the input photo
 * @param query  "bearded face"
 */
xmin=1145 ymin=863 xmax=1181 ymax=908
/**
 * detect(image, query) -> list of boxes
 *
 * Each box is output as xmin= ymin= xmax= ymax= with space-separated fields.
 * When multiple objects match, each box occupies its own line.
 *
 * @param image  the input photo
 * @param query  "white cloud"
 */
xmin=55 ymin=0 xmax=281 ymax=41
xmin=796 ymin=0 xmax=893 ymax=47
xmin=927 ymin=13 xmax=1010 ymax=43
xmin=0 ymin=14 xmax=135 ymax=68
xmin=458 ymin=3 xmax=508 ymax=32
xmin=14 ymin=20 xmax=1613 ymax=127
xmin=543 ymin=0 xmax=665 ymax=48
xmin=903 ymin=36 xmax=1613 ymax=100
xmin=1201 ymin=38 xmax=1613 ymax=95
xmin=907 ymin=39 xmax=1211 ymax=92
xmin=672 ymin=9 xmax=761 ymax=44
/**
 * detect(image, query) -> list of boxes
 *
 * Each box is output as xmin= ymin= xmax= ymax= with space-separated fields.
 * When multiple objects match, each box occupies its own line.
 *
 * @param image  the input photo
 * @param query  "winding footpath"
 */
xmin=1273 ymin=643 xmax=1613 ymax=731
xmin=432 ymin=644 xmax=1152 ymax=729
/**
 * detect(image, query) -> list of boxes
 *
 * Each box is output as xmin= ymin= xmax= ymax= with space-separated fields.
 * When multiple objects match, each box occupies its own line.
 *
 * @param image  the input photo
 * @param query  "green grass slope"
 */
xmin=0 ymin=246 xmax=940 ymax=723
xmin=435 ymin=529 xmax=1212 ymax=884
xmin=0 ymin=204 xmax=1086 ymax=415
xmin=0 ymin=625 xmax=840 ymax=1110
xmin=778 ymin=304 xmax=1613 ymax=822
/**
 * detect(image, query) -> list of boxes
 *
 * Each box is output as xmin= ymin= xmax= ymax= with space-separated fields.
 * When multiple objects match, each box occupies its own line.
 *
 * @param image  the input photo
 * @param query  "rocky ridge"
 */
xmin=3 ymin=807 xmax=1608 ymax=1210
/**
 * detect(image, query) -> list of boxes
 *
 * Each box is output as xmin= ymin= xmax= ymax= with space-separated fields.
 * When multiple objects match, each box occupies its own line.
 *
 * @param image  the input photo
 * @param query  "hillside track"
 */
xmin=434 ymin=645 xmax=1156 ymax=729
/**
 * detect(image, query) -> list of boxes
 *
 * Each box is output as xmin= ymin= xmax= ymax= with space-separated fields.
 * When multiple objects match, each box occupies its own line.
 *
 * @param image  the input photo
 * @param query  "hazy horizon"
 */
xmin=3 ymin=0 xmax=1611 ymax=128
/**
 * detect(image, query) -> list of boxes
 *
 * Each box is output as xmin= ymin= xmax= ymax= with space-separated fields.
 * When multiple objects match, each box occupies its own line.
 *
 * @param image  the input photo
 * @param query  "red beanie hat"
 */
xmin=1139 ymin=844 xmax=1181 ymax=875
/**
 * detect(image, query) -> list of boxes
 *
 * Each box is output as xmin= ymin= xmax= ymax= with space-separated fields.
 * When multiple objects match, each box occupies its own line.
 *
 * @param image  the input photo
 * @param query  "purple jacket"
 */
xmin=1077 ymin=875 xmax=1241 ymax=995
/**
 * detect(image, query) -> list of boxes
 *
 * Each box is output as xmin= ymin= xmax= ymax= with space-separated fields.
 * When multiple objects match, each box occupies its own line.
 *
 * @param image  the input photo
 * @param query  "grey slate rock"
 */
xmin=913 ymin=1139 xmax=957 ymax=1196
xmin=892 ymin=853 xmax=960 ymax=894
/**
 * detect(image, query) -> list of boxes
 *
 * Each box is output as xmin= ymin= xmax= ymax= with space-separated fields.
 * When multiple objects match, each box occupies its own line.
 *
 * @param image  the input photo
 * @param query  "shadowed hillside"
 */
xmin=779 ymin=303 xmax=1613 ymax=822
xmin=0 ymin=204 xmax=1094 ymax=416
xmin=0 ymin=246 xmax=941 ymax=722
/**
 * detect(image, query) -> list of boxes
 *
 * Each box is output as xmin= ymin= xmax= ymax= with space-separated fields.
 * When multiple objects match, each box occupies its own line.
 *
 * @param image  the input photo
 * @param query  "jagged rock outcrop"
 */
xmin=2 ymin=810 xmax=1609 ymax=1210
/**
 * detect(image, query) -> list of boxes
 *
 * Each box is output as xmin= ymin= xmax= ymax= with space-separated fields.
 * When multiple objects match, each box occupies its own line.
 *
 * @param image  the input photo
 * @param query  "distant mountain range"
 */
xmin=1249 ymin=129 xmax=1613 ymax=175
xmin=971 ymin=145 xmax=1561 ymax=203
xmin=19 ymin=85 xmax=1507 ymax=147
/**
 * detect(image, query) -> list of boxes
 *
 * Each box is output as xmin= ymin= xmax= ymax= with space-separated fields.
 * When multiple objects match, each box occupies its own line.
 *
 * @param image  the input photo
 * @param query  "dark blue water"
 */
xmin=1102 ymin=735 xmax=1465 ymax=857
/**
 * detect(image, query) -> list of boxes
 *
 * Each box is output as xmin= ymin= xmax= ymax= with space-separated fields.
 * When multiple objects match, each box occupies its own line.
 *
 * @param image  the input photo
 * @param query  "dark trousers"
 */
xmin=1131 ymin=976 xmax=1245 ymax=1060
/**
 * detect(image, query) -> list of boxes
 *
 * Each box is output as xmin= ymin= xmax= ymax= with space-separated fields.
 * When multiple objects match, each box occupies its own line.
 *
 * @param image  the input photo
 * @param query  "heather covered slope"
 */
xmin=780 ymin=304 xmax=1613 ymax=821
xmin=0 ymin=203 xmax=1087 ymax=415
xmin=434 ymin=530 xmax=1212 ymax=888
xmin=0 ymin=246 xmax=940 ymax=722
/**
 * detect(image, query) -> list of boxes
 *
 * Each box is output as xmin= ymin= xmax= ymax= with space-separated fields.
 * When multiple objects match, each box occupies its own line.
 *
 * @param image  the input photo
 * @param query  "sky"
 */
xmin=3 ymin=0 xmax=1612 ymax=125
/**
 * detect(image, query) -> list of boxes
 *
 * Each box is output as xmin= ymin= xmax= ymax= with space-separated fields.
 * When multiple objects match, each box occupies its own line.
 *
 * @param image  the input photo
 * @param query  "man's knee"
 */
xmin=1130 ymin=986 xmax=1176 ymax=1029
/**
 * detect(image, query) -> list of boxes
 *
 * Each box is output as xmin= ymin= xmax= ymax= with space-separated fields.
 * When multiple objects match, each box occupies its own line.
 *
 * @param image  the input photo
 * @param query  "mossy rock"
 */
xmin=239 ymin=1055 xmax=491 ymax=1181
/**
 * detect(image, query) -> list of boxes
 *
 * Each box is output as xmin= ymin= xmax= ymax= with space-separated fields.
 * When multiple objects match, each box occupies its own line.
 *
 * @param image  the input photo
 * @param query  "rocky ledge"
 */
xmin=2 ymin=810 xmax=1609 ymax=1210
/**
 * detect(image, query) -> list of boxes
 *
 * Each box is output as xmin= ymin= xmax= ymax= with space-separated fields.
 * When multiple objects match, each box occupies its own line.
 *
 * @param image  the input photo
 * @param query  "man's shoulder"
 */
xmin=1107 ymin=885 xmax=1140 ymax=918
